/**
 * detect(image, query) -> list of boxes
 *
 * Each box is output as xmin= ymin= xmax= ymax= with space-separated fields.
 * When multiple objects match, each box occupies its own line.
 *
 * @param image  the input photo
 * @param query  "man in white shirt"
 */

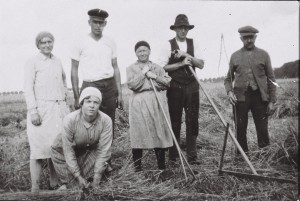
xmin=158 ymin=14 xmax=204 ymax=165
xmin=71 ymin=8 xmax=123 ymax=138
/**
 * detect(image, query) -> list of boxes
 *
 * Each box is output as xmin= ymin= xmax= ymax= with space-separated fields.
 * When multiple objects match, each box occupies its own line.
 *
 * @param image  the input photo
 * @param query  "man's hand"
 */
xmin=77 ymin=176 xmax=89 ymax=189
xmin=31 ymin=113 xmax=42 ymax=126
xmin=228 ymin=91 xmax=237 ymax=105
xmin=267 ymin=102 xmax=275 ymax=116
xmin=181 ymin=56 xmax=192 ymax=66
xmin=174 ymin=49 xmax=189 ymax=58
xmin=117 ymin=95 xmax=124 ymax=110
xmin=92 ymin=174 xmax=102 ymax=188
xmin=145 ymin=71 xmax=157 ymax=80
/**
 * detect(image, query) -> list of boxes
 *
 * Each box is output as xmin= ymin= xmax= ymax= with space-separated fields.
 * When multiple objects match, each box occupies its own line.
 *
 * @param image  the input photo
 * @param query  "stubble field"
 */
xmin=0 ymin=79 xmax=298 ymax=200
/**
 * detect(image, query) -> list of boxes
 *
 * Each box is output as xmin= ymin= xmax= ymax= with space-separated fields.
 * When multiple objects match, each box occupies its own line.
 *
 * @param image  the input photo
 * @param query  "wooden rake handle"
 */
xmin=188 ymin=66 xmax=258 ymax=175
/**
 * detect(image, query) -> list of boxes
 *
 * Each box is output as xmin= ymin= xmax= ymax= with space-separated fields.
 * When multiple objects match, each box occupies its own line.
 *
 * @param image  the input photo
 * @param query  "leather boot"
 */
xmin=155 ymin=148 xmax=166 ymax=170
xmin=132 ymin=149 xmax=142 ymax=172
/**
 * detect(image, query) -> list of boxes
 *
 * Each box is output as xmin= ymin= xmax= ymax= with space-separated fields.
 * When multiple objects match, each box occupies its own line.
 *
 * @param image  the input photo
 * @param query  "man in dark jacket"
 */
xmin=224 ymin=26 xmax=276 ymax=155
xmin=158 ymin=14 xmax=204 ymax=164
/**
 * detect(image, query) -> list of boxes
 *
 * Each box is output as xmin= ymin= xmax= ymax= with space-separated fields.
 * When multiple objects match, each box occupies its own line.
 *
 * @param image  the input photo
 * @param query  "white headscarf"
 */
xmin=79 ymin=87 xmax=102 ymax=104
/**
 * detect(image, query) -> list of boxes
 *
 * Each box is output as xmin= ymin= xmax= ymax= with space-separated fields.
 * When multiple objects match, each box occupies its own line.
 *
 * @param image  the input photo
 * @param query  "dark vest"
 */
xmin=168 ymin=38 xmax=195 ymax=85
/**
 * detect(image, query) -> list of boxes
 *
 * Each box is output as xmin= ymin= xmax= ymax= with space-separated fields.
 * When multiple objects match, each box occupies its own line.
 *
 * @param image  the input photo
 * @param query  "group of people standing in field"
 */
xmin=24 ymin=8 xmax=276 ymax=192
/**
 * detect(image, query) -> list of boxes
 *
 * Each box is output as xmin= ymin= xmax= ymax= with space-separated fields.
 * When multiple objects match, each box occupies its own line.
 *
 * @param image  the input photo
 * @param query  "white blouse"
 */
xmin=24 ymin=53 xmax=67 ymax=113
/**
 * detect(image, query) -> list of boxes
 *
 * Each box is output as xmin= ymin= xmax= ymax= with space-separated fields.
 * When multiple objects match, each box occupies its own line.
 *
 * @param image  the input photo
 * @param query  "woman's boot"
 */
xmin=155 ymin=148 xmax=166 ymax=170
xmin=132 ymin=149 xmax=143 ymax=172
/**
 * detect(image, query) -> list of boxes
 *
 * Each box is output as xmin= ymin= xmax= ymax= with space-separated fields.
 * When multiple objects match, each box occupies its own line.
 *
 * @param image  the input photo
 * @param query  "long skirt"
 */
xmin=26 ymin=100 xmax=69 ymax=159
xmin=51 ymin=144 xmax=98 ymax=188
xmin=129 ymin=90 xmax=173 ymax=149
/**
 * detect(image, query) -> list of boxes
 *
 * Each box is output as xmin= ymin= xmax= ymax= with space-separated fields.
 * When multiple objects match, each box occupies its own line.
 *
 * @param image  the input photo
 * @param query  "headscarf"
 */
xmin=134 ymin=41 xmax=150 ymax=52
xmin=79 ymin=87 xmax=102 ymax=104
xmin=35 ymin=31 xmax=55 ymax=48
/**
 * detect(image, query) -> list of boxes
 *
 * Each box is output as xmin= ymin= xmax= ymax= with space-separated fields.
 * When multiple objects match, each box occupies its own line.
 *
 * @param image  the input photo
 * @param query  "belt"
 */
xmin=83 ymin=77 xmax=114 ymax=83
xmin=37 ymin=99 xmax=65 ymax=103
xmin=170 ymin=80 xmax=198 ymax=89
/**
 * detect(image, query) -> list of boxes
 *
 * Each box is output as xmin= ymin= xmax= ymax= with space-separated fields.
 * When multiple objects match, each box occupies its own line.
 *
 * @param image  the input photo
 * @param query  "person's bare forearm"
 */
xmin=71 ymin=60 xmax=80 ymax=100
xmin=112 ymin=58 xmax=122 ymax=98
xmin=114 ymin=67 xmax=122 ymax=97
xmin=192 ymin=57 xmax=204 ymax=69
xmin=163 ymin=61 xmax=185 ymax=72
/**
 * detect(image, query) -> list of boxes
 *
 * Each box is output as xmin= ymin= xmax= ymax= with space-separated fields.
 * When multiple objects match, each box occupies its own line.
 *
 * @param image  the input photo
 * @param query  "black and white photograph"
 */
xmin=0 ymin=0 xmax=298 ymax=200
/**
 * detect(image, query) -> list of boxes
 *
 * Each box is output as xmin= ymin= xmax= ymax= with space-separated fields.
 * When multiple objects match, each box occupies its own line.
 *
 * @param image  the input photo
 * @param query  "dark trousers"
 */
xmin=234 ymin=88 xmax=269 ymax=154
xmin=167 ymin=81 xmax=199 ymax=161
xmin=81 ymin=77 xmax=118 ymax=138
xmin=132 ymin=148 xmax=166 ymax=170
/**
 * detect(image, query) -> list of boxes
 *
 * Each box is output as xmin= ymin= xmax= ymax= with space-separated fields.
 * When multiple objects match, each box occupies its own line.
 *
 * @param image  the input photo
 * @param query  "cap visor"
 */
xmin=240 ymin=32 xmax=256 ymax=37
xmin=90 ymin=16 xmax=105 ymax=22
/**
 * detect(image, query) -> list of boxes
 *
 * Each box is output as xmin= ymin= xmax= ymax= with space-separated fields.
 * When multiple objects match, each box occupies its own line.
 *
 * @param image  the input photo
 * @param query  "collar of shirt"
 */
xmin=136 ymin=60 xmax=152 ymax=70
xmin=175 ymin=38 xmax=186 ymax=43
xmin=37 ymin=52 xmax=53 ymax=60
xmin=79 ymin=110 xmax=100 ymax=129
xmin=241 ymin=46 xmax=257 ymax=52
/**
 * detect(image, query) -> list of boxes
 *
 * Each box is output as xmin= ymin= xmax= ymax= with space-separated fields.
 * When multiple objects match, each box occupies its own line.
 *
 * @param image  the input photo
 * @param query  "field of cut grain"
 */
xmin=0 ymin=79 xmax=298 ymax=200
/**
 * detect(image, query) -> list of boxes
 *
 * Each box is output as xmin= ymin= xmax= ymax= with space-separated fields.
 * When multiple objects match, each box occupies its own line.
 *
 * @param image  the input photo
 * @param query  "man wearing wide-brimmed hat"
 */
xmin=70 ymin=8 xmax=123 ymax=138
xmin=224 ymin=26 xmax=277 ymax=156
xmin=158 ymin=14 xmax=205 ymax=165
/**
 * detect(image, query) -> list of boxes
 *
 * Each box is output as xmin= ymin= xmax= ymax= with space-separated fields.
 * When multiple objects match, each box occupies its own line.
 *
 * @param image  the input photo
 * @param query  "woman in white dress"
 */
xmin=24 ymin=31 xmax=69 ymax=192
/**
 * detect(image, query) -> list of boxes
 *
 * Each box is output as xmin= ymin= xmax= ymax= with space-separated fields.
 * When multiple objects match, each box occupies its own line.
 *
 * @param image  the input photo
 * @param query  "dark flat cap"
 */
xmin=238 ymin=26 xmax=259 ymax=36
xmin=88 ymin=9 xmax=109 ymax=20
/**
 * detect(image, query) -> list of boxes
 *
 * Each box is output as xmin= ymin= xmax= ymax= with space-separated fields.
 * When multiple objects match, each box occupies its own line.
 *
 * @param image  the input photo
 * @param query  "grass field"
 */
xmin=0 ymin=79 xmax=298 ymax=200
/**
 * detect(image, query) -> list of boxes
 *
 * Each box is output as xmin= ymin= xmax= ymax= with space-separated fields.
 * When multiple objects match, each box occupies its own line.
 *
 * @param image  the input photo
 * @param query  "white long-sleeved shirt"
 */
xmin=157 ymin=38 xmax=204 ymax=67
xmin=24 ymin=53 xmax=67 ymax=113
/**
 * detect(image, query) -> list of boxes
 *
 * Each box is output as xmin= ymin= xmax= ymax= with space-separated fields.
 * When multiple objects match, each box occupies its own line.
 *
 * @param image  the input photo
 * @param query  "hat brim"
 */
xmin=170 ymin=25 xmax=194 ymax=30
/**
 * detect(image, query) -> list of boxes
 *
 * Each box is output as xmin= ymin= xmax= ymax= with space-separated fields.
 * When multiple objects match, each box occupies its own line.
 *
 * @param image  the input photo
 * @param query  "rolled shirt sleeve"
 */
xmin=70 ymin=37 xmax=81 ymax=61
xmin=193 ymin=40 xmax=205 ymax=61
xmin=157 ymin=41 xmax=172 ymax=68
xmin=111 ymin=39 xmax=118 ymax=59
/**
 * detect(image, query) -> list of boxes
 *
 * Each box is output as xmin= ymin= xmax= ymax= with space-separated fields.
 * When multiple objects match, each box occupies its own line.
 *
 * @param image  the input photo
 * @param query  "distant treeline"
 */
xmin=0 ymin=91 xmax=23 ymax=96
xmin=274 ymin=60 xmax=299 ymax=79
xmin=200 ymin=60 xmax=299 ymax=83
xmin=200 ymin=76 xmax=226 ymax=83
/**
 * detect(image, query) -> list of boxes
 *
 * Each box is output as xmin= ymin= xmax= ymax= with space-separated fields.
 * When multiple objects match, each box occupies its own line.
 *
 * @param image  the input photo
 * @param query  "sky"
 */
xmin=0 ymin=0 xmax=298 ymax=92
